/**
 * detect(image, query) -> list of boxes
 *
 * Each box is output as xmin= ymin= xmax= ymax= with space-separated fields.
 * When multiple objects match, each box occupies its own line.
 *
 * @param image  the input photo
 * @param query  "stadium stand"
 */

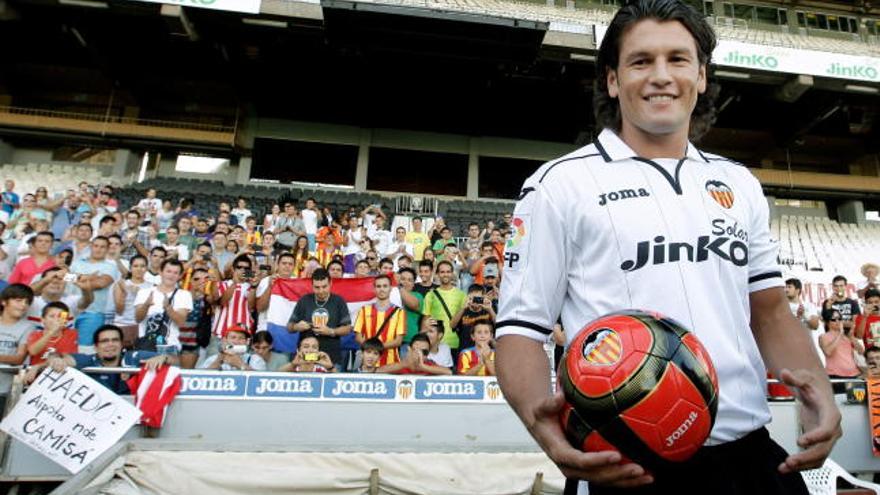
xmin=773 ymin=214 xmax=880 ymax=276
xmin=0 ymin=163 xmax=111 ymax=197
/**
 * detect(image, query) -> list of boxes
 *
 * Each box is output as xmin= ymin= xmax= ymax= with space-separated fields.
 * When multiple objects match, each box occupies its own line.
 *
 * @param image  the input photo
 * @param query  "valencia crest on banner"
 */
xmin=397 ymin=380 xmax=414 ymax=400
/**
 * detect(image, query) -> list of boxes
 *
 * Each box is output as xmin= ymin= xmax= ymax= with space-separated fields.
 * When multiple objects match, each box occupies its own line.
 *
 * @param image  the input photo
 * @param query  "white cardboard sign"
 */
xmin=0 ymin=368 xmax=141 ymax=474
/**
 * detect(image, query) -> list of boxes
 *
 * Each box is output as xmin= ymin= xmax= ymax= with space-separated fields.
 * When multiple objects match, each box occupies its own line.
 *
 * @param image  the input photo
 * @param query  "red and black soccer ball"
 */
xmin=558 ymin=310 xmax=719 ymax=470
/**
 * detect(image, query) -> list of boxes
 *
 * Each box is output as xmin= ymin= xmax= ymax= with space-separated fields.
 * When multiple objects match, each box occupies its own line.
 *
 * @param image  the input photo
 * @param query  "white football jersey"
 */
xmin=497 ymin=128 xmax=783 ymax=444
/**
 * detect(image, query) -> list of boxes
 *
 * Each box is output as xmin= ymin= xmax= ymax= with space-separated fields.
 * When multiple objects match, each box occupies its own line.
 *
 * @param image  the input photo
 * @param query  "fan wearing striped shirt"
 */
xmin=354 ymin=274 xmax=406 ymax=367
xmin=207 ymin=254 xmax=257 ymax=353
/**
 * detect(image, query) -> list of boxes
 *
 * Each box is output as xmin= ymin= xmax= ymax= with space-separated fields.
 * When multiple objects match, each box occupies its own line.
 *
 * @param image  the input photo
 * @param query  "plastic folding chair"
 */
xmin=801 ymin=458 xmax=880 ymax=495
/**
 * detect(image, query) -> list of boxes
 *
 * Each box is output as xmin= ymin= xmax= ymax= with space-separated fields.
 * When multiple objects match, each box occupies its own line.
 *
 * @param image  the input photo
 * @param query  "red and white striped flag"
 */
xmin=127 ymin=365 xmax=182 ymax=428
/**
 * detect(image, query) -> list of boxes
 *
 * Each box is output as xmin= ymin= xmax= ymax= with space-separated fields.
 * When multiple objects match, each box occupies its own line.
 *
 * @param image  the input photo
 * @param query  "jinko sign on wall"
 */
xmin=126 ymin=0 xmax=261 ymax=14
xmin=594 ymin=25 xmax=880 ymax=83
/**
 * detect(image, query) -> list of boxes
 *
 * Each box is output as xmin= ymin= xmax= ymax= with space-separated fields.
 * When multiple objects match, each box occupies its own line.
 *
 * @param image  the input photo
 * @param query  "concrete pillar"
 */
xmin=157 ymin=155 xmax=176 ymax=177
xmin=837 ymin=200 xmax=866 ymax=226
xmin=354 ymin=128 xmax=371 ymax=191
xmin=112 ymin=149 xmax=141 ymax=183
xmin=466 ymin=138 xmax=479 ymax=200
xmin=237 ymin=157 xmax=252 ymax=186
xmin=0 ymin=139 xmax=13 ymax=165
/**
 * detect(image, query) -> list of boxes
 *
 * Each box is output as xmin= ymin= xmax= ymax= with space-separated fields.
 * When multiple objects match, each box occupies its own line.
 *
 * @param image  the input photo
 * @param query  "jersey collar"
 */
xmin=594 ymin=128 xmax=709 ymax=164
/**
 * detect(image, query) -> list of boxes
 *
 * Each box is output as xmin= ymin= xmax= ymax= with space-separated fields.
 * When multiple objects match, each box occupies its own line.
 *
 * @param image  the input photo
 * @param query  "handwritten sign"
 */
xmin=0 ymin=368 xmax=141 ymax=473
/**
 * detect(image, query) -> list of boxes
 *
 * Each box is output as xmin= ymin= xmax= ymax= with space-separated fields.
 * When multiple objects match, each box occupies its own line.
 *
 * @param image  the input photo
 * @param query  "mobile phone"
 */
xmin=63 ymin=273 xmax=78 ymax=282
xmin=473 ymin=296 xmax=484 ymax=304
xmin=202 ymin=254 xmax=211 ymax=261
xmin=243 ymin=270 xmax=255 ymax=279
xmin=304 ymin=352 xmax=319 ymax=362
xmin=59 ymin=311 xmax=68 ymax=322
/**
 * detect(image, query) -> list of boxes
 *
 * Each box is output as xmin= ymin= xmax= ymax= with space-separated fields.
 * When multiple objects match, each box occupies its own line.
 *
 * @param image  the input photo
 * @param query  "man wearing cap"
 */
xmin=858 ymin=262 xmax=879 ymax=300
xmin=200 ymin=324 xmax=265 ymax=371
xmin=482 ymin=263 xmax=500 ymax=312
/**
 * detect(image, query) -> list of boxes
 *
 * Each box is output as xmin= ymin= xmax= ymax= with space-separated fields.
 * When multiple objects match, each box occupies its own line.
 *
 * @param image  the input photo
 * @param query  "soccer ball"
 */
xmin=558 ymin=310 xmax=719 ymax=469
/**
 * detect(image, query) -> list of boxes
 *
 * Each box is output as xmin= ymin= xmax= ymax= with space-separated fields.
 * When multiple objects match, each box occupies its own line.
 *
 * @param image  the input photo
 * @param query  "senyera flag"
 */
xmin=266 ymin=277 xmax=379 ymax=353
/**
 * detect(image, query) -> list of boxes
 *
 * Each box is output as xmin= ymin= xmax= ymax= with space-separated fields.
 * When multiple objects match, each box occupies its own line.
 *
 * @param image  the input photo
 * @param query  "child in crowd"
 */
xmin=27 ymin=301 xmax=78 ymax=366
xmin=419 ymin=315 xmax=453 ymax=370
xmin=358 ymin=337 xmax=383 ymax=373
xmin=279 ymin=331 xmax=333 ymax=373
xmin=379 ymin=334 xmax=450 ymax=375
xmin=456 ymin=321 xmax=496 ymax=376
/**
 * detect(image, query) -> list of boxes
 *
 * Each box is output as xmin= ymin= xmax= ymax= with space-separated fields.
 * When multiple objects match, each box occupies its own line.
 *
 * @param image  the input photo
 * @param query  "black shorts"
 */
xmin=567 ymin=428 xmax=808 ymax=495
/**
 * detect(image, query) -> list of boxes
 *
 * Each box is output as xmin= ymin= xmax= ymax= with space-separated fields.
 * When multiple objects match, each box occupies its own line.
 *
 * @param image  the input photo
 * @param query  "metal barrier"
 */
xmin=0 ymin=367 xmax=878 ymax=483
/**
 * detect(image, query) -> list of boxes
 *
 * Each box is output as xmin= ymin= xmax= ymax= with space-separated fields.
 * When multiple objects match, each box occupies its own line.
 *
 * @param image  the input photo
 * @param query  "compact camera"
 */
xmin=223 ymin=344 xmax=248 ymax=354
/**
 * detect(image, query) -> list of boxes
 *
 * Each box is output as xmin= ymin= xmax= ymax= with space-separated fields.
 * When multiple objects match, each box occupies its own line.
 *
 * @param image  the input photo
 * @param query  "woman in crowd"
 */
xmin=263 ymin=204 xmax=281 ymax=233
xmin=33 ymin=187 xmax=51 ymax=210
xmin=819 ymin=306 xmax=864 ymax=393
xmin=112 ymin=255 xmax=154 ymax=348
xmin=291 ymin=235 xmax=310 ymax=277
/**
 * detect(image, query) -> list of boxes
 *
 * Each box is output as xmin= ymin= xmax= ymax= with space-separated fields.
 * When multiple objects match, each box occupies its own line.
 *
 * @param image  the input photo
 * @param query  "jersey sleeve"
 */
xmin=744 ymin=172 xmax=783 ymax=293
xmin=388 ymin=309 xmax=404 ymax=340
xmin=354 ymin=307 xmax=366 ymax=336
xmin=496 ymin=177 xmax=569 ymax=342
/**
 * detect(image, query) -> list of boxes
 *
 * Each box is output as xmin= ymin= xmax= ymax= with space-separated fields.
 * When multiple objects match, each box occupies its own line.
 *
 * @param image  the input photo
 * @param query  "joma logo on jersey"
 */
xmin=620 ymin=235 xmax=748 ymax=272
xmin=598 ymin=188 xmax=650 ymax=206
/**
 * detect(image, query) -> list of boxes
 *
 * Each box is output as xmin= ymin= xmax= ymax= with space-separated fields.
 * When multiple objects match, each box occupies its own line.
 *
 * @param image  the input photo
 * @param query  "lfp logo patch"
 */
xmin=506 ymin=217 xmax=526 ymax=248
xmin=705 ymin=180 xmax=734 ymax=209
xmin=582 ymin=329 xmax=622 ymax=366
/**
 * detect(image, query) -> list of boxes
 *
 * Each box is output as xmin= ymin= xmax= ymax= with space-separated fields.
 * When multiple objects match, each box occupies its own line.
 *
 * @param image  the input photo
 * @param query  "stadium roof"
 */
xmin=0 ymin=0 xmax=877 ymax=173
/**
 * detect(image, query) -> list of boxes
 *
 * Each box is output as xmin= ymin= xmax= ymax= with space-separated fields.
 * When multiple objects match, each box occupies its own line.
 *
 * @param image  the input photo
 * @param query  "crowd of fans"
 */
xmin=0 ymin=178 xmax=540 ymax=403
xmin=785 ymin=263 xmax=880 ymax=393
xmin=5 ymin=175 xmax=874 ymax=403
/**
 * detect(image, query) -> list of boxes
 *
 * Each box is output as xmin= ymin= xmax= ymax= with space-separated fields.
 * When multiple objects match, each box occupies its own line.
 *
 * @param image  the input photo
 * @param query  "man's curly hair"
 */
xmin=593 ymin=0 xmax=720 ymax=141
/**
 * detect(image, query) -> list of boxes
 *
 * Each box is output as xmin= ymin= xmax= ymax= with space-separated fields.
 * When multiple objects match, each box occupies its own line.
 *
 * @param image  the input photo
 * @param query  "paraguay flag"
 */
xmin=266 ymin=277 xmax=379 ymax=353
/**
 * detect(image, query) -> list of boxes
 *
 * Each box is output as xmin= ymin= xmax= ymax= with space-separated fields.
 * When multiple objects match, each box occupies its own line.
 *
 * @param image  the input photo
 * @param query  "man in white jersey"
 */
xmin=494 ymin=1 xmax=839 ymax=493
